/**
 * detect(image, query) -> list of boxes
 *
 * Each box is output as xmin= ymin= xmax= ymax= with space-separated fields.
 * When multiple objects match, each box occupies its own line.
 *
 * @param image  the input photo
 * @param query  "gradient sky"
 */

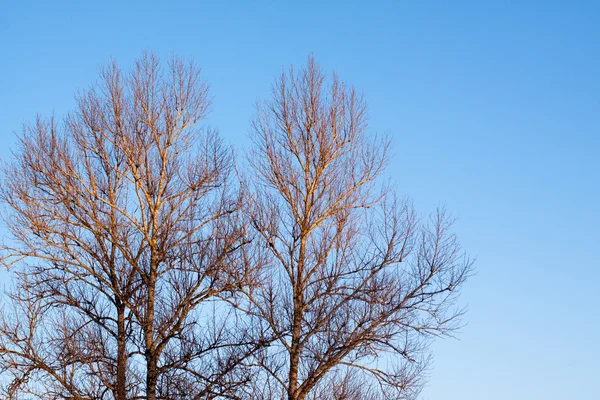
xmin=1 ymin=1 xmax=598 ymax=398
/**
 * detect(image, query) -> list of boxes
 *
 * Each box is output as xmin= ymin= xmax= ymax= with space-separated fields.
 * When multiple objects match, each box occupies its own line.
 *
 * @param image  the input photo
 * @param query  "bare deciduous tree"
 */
xmin=0 ymin=52 xmax=473 ymax=400
xmin=240 ymin=57 xmax=473 ymax=400
xmin=0 ymin=53 xmax=254 ymax=400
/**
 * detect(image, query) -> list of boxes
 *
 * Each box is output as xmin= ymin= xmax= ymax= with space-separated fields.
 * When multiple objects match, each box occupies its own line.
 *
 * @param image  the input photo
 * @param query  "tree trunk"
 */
xmin=116 ymin=304 xmax=127 ymax=400
xmin=288 ymin=307 xmax=301 ymax=400
xmin=288 ymin=236 xmax=307 ymax=400
xmin=145 ymin=278 xmax=157 ymax=400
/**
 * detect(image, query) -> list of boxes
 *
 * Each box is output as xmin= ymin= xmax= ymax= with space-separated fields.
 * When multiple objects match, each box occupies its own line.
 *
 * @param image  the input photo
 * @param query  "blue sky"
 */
xmin=1 ymin=1 xmax=598 ymax=398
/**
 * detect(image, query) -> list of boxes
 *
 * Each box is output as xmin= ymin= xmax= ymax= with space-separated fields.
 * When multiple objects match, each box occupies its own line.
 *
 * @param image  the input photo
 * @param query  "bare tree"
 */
xmin=240 ymin=57 xmax=473 ymax=400
xmin=0 ymin=53 xmax=254 ymax=400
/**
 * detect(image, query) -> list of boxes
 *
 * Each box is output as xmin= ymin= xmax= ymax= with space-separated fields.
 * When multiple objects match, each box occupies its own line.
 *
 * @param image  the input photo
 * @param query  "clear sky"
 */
xmin=1 ymin=1 xmax=598 ymax=398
